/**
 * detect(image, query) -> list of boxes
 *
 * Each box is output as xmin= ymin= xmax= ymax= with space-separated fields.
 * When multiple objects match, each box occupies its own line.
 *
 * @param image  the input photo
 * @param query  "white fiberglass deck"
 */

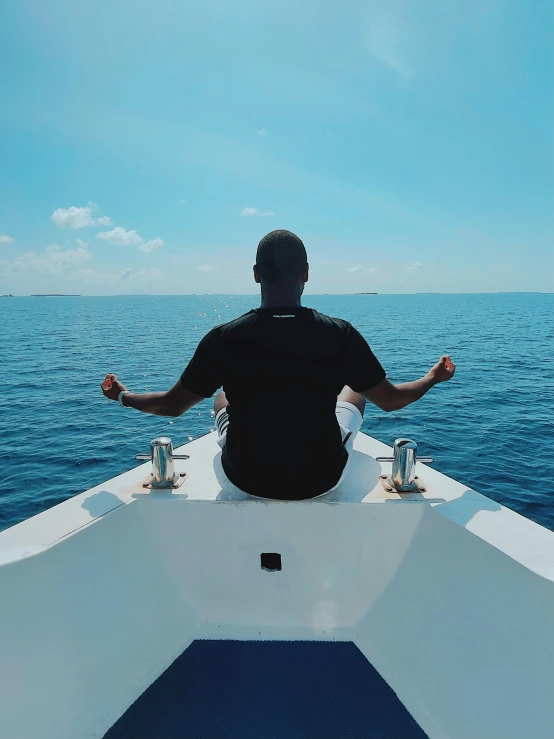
xmin=0 ymin=431 xmax=553 ymax=739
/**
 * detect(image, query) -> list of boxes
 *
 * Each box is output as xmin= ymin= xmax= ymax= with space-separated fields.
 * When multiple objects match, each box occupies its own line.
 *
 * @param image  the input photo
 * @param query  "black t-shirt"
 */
xmin=181 ymin=307 xmax=385 ymax=499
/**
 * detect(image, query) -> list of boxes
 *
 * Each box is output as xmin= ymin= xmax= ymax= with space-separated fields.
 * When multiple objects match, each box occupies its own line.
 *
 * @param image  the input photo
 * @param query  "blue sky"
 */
xmin=0 ymin=0 xmax=552 ymax=295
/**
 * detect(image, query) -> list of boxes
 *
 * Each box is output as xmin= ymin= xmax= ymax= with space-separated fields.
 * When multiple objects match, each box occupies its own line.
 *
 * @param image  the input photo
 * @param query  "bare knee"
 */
xmin=213 ymin=390 xmax=228 ymax=415
xmin=337 ymin=386 xmax=365 ymax=416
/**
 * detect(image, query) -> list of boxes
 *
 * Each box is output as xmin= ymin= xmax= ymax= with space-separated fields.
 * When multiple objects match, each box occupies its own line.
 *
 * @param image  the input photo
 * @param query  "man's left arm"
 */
xmin=101 ymin=374 xmax=204 ymax=417
xmin=363 ymin=356 xmax=455 ymax=412
xmin=342 ymin=323 xmax=455 ymax=412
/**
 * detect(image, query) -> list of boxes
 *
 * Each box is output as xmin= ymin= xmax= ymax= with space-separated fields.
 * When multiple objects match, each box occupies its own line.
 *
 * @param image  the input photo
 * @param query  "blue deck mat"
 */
xmin=104 ymin=640 xmax=428 ymax=739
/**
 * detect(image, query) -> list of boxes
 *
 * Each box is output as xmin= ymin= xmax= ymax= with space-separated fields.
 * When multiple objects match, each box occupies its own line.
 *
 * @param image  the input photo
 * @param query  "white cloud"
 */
xmin=52 ymin=206 xmax=93 ymax=229
xmin=1 ymin=243 xmax=91 ymax=275
xmin=138 ymin=238 xmax=165 ymax=253
xmin=406 ymin=261 xmax=423 ymax=271
xmin=368 ymin=16 xmax=413 ymax=78
xmin=346 ymin=265 xmax=376 ymax=273
xmin=178 ymin=198 xmax=187 ymax=204
xmin=0 ymin=234 xmax=14 ymax=243
xmin=117 ymin=266 xmax=163 ymax=281
xmin=256 ymin=128 xmax=269 ymax=137
xmin=197 ymin=264 xmax=213 ymax=272
xmin=97 ymin=227 xmax=165 ymax=253
xmin=138 ymin=267 xmax=162 ymax=279
xmin=241 ymin=207 xmax=275 ymax=217
xmin=51 ymin=206 xmax=111 ymax=229
xmin=97 ymin=226 xmax=142 ymax=246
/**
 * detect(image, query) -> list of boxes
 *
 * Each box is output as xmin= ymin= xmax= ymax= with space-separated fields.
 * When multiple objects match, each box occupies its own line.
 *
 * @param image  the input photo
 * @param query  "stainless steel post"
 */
xmin=391 ymin=438 xmax=417 ymax=491
xmin=150 ymin=436 xmax=175 ymax=486
xmin=135 ymin=436 xmax=189 ymax=488
xmin=376 ymin=438 xmax=433 ymax=492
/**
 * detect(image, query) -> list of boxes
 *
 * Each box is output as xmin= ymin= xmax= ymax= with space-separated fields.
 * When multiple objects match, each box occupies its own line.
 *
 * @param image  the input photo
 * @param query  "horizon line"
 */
xmin=3 ymin=291 xmax=552 ymax=298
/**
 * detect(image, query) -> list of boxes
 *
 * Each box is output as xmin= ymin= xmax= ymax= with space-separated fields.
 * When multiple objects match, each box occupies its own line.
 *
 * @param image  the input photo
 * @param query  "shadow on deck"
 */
xmin=104 ymin=640 xmax=428 ymax=739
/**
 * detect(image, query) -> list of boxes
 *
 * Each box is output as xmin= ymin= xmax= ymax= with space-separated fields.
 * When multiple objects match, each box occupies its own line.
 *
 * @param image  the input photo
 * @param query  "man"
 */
xmin=102 ymin=230 xmax=455 ymax=499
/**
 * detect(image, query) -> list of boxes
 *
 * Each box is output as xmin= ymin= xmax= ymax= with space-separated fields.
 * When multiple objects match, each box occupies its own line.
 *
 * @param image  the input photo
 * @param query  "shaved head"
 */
xmin=255 ymin=230 xmax=308 ymax=286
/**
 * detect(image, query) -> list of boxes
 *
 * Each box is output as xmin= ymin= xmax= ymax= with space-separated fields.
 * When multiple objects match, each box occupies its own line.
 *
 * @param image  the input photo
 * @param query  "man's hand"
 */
xmin=428 ymin=355 xmax=456 ymax=384
xmin=364 ymin=355 xmax=456 ymax=412
xmin=100 ymin=375 xmax=204 ymax=416
xmin=101 ymin=373 xmax=128 ymax=401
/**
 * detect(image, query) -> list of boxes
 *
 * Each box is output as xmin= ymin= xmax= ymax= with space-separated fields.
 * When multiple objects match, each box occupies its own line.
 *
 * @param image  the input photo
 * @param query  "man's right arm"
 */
xmin=100 ymin=375 xmax=205 ymax=416
xmin=363 ymin=355 xmax=456 ymax=412
xmin=100 ymin=327 xmax=222 ymax=415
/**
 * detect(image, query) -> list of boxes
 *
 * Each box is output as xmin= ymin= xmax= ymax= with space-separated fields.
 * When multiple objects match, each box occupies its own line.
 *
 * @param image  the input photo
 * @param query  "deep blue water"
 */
xmin=1 ymin=293 xmax=553 ymax=532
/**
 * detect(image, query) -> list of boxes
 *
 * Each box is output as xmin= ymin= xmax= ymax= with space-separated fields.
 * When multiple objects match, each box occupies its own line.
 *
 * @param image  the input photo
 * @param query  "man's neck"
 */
xmin=260 ymin=295 xmax=303 ymax=310
xmin=260 ymin=287 xmax=303 ymax=310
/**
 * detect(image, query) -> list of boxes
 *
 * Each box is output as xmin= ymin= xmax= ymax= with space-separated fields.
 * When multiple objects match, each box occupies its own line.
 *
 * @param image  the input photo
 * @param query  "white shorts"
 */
xmin=215 ymin=400 xmax=363 ymax=496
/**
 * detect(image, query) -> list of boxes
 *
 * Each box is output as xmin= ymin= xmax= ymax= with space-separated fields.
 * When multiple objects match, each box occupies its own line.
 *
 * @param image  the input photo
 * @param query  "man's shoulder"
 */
xmin=195 ymin=311 xmax=257 ymax=352
xmin=215 ymin=310 xmax=258 ymax=335
xmin=206 ymin=308 xmax=354 ymax=339
xmin=309 ymin=309 xmax=353 ymax=333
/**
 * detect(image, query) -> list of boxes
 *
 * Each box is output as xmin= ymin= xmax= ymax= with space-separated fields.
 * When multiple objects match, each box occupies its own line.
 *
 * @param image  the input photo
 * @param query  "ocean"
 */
xmin=1 ymin=293 xmax=553 ymax=532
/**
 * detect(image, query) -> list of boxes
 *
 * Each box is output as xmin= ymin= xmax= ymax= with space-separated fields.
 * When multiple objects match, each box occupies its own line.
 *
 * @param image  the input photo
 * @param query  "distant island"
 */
xmin=355 ymin=292 xmax=378 ymax=295
xmin=30 ymin=293 xmax=81 ymax=297
xmin=1 ymin=294 xmax=14 ymax=297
